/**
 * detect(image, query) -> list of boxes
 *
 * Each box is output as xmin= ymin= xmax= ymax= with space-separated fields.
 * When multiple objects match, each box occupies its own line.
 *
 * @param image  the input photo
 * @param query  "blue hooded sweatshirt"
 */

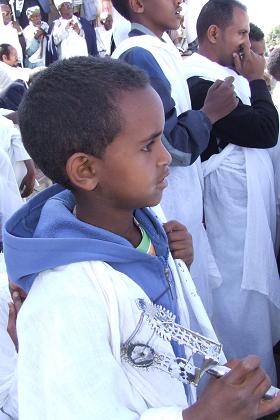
xmin=4 ymin=183 xmax=183 ymax=332
xmin=4 ymin=183 xmax=193 ymax=395
xmin=4 ymin=184 xmax=188 ymax=359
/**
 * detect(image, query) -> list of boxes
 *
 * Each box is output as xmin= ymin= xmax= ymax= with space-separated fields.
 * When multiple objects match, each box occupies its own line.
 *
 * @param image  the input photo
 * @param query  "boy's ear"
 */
xmin=129 ymin=0 xmax=144 ymax=14
xmin=66 ymin=153 xmax=99 ymax=191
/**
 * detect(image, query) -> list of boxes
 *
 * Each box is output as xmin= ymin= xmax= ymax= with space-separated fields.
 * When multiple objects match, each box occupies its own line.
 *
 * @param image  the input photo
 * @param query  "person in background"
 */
xmin=268 ymin=47 xmax=280 ymax=107
xmin=95 ymin=11 xmax=112 ymax=56
xmin=83 ymin=0 xmax=100 ymax=27
xmin=0 ymin=2 xmax=25 ymax=65
xmin=185 ymin=0 xmax=280 ymax=384
xmin=15 ymin=0 xmax=49 ymax=30
xmin=0 ymin=113 xmax=35 ymax=199
xmin=249 ymin=22 xmax=266 ymax=57
xmin=48 ymin=0 xmax=98 ymax=61
xmin=249 ymin=22 xmax=273 ymax=92
xmin=0 ymin=44 xmax=30 ymax=89
xmin=23 ymin=6 xmax=48 ymax=68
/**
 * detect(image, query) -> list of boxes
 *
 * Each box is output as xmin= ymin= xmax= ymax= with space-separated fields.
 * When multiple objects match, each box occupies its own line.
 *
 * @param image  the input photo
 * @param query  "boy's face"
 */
xmin=94 ymin=86 xmax=171 ymax=209
xmin=138 ymin=0 xmax=182 ymax=37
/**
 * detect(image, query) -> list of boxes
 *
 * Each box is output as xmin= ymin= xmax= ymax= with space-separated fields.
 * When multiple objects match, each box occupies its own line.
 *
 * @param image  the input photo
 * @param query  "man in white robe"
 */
xmin=50 ymin=0 xmax=98 ymax=60
xmin=184 ymin=0 xmax=280 ymax=384
xmin=23 ymin=6 xmax=48 ymax=68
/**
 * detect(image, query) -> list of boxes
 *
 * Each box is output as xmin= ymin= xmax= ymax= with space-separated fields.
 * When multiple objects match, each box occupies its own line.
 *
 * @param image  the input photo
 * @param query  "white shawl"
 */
xmin=184 ymin=53 xmax=279 ymax=307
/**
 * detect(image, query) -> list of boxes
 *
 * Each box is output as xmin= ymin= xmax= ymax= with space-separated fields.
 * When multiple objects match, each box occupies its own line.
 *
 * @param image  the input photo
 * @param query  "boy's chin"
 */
xmin=144 ymin=194 xmax=163 ymax=209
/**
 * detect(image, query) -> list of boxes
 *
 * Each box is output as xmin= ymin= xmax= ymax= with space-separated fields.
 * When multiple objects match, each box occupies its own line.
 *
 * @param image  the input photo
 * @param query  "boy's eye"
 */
xmin=142 ymin=140 xmax=154 ymax=152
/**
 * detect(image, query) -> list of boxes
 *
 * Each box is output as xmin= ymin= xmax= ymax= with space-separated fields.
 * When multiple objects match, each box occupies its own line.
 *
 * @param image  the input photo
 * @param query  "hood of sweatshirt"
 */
xmin=3 ymin=184 xmax=170 ymax=292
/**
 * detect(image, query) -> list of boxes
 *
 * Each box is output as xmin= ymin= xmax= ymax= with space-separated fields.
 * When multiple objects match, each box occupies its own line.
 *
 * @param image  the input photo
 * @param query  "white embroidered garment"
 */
xmin=113 ymin=35 xmax=219 ymax=320
xmin=52 ymin=16 xmax=88 ymax=59
xmin=184 ymin=52 xmax=280 ymax=383
xmin=17 ymin=261 xmax=192 ymax=420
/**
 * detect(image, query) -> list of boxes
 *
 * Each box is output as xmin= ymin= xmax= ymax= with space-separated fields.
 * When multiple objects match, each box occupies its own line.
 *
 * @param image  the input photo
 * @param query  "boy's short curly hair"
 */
xmin=19 ymin=56 xmax=150 ymax=189
xmin=268 ymin=48 xmax=280 ymax=81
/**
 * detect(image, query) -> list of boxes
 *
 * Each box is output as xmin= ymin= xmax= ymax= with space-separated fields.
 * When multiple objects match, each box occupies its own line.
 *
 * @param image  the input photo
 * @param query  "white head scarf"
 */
xmin=54 ymin=0 xmax=72 ymax=10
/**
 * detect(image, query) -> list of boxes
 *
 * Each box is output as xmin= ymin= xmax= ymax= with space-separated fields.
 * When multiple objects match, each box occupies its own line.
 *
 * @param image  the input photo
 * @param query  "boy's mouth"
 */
xmin=157 ymin=169 xmax=170 ymax=186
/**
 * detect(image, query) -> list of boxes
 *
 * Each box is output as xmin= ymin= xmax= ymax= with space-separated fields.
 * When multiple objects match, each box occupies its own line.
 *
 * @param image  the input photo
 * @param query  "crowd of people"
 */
xmin=1 ymin=0 xmax=280 ymax=419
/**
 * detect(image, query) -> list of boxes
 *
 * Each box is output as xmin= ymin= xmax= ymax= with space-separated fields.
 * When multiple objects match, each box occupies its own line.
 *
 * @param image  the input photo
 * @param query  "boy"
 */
xmin=111 ymin=0 xmax=238 ymax=318
xmin=3 ymin=57 xmax=280 ymax=419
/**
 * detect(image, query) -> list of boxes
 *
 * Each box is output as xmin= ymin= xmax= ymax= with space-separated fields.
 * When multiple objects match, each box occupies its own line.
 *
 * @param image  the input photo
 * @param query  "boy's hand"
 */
xmin=163 ymin=220 xmax=193 ymax=268
xmin=201 ymin=76 xmax=239 ymax=124
xmin=183 ymin=356 xmax=280 ymax=420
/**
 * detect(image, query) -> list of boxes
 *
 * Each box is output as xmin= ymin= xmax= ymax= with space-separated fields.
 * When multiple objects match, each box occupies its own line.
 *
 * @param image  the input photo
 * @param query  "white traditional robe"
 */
xmin=95 ymin=25 xmax=112 ymax=56
xmin=184 ymin=52 xmax=280 ymax=383
xmin=52 ymin=16 xmax=88 ymax=60
xmin=17 ymin=260 xmax=194 ymax=420
xmin=23 ymin=21 xmax=49 ymax=67
xmin=113 ymin=34 xmax=220 ymax=321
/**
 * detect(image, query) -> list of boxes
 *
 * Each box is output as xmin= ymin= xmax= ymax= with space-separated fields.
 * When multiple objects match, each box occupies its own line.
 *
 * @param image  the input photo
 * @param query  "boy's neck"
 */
xmin=130 ymin=19 xmax=165 ymax=39
xmin=74 ymin=196 xmax=142 ymax=248
xmin=130 ymin=22 xmax=160 ymax=38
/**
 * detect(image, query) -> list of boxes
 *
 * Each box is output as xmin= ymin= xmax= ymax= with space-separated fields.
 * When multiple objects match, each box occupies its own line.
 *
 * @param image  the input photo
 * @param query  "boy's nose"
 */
xmin=159 ymin=137 xmax=172 ymax=166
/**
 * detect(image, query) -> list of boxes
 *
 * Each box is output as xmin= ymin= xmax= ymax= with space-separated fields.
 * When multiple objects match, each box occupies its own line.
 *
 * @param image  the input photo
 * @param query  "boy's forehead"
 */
xmin=117 ymin=86 xmax=164 ymax=134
